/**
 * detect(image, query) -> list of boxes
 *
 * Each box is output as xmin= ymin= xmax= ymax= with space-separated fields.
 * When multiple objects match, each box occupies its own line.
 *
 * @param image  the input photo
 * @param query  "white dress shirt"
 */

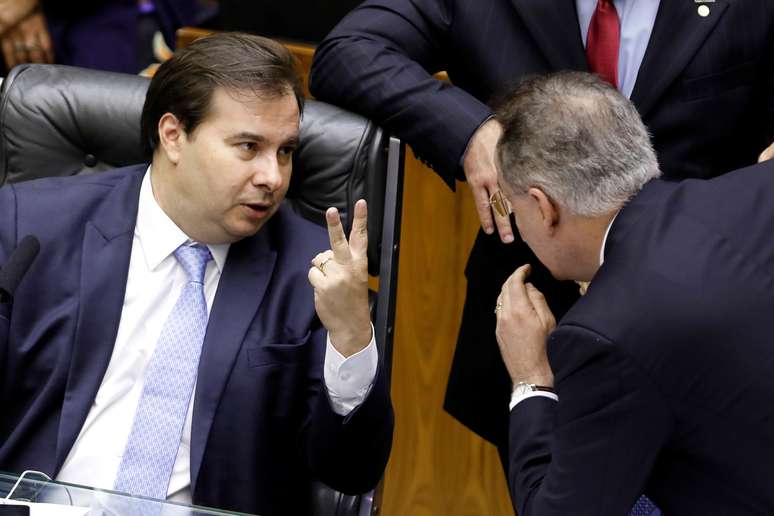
xmin=56 ymin=168 xmax=378 ymax=501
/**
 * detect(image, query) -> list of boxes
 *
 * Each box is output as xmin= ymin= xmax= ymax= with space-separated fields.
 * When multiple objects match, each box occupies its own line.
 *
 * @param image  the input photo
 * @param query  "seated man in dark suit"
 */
xmin=0 ymin=32 xmax=392 ymax=516
xmin=492 ymin=71 xmax=774 ymax=516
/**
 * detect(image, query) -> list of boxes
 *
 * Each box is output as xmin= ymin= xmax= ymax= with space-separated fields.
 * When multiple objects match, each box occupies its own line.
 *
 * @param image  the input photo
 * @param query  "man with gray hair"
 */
xmin=494 ymin=71 xmax=774 ymax=516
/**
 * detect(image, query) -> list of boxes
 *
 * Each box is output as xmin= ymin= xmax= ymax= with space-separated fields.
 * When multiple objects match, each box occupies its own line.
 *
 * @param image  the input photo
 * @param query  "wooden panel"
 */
xmin=176 ymin=26 xmax=212 ymax=49
xmin=175 ymin=29 xmax=514 ymax=515
xmin=380 ymin=152 xmax=513 ymax=516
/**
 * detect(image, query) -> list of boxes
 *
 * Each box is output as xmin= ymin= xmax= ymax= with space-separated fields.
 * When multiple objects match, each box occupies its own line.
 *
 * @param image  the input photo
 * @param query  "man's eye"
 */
xmin=239 ymin=142 xmax=256 ymax=152
xmin=279 ymin=146 xmax=296 ymax=157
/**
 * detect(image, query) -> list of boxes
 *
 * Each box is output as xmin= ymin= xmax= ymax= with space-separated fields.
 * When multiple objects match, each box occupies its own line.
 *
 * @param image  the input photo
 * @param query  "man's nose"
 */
xmin=251 ymin=154 xmax=284 ymax=191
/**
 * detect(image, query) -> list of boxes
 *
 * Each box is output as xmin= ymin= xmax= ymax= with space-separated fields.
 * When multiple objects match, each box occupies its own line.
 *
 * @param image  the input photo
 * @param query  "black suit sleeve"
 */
xmin=301 ymin=324 xmax=394 ymax=495
xmin=509 ymin=325 xmax=672 ymax=516
xmin=310 ymin=0 xmax=491 ymax=187
xmin=0 ymin=185 xmax=18 ymax=366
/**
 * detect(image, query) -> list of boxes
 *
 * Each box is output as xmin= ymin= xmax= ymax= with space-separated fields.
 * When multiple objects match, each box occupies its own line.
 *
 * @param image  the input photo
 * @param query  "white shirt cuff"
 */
xmin=324 ymin=323 xmax=378 ymax=416
xmin=509 ymin=389 xmax=559 ymax=411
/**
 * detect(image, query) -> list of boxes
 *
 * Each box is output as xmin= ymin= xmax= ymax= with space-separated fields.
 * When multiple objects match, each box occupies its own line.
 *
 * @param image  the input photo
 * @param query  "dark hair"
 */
xmin=140 ymin=32 xmax=305 ymax=155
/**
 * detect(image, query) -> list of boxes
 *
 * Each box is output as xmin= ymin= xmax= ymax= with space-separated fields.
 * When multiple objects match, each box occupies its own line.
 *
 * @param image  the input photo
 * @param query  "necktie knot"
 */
xmin=174 ymin=244 xmax=211 ymax=284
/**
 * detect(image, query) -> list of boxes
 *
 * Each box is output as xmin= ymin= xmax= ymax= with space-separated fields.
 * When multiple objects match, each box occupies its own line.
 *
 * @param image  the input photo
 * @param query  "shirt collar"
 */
xmin=136 ymin=166 xmax=230 ymax=272
xmin=599 ymin=211 xmax=620 ymax=266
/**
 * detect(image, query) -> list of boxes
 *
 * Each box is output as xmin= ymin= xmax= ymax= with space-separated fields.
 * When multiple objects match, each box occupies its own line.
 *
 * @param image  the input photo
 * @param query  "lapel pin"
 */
xmin=697 ymin=4 xmax=710 ymax=16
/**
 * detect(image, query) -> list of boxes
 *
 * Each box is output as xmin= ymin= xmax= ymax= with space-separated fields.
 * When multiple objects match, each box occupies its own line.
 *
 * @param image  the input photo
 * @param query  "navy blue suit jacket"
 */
xmin=0 ymin=166 xmax=393 ymax=515
xmin=311 ymin=0 xmax=774 ymax=449
xmin=509 ymin=161 xmax=774 ymax=515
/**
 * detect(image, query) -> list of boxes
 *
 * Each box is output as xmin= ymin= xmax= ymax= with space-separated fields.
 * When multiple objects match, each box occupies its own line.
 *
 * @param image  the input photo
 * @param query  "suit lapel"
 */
xmin=189 ymin=229 xmax=277 ymax=491
xmin=55 ymin=168 xmax=145 ymax=472
xmin=631 ymin=0 xmax=729 ymax=118
xmin=511 ymin=0 xmax=588 ymax=71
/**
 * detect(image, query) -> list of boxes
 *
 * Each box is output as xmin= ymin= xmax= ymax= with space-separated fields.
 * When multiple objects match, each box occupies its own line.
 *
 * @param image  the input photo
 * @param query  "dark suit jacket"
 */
xmin=0 ymin=166 xmax=393 ymax=516
xmin=40 ymin=0 xmax=214 ymax=74
xmin=509 ymin=161 xmax=774 ymax=515
xmin=310 ymin=0 xmax=774 ymax=449
xmin=215 ymin=0 xmax=361 ymax=43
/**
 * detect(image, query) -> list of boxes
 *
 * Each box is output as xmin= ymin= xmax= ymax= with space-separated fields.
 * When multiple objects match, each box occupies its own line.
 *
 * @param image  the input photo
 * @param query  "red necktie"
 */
xmin=586 ymin=0 xmax=620 ymax=88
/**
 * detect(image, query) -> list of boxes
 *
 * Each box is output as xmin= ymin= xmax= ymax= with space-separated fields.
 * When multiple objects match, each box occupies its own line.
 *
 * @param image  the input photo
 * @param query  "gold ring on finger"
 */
xmin=488 ymin=190 xmax=511 ymax=218
xmin=318 ymin=257 xmax=333 ymax=275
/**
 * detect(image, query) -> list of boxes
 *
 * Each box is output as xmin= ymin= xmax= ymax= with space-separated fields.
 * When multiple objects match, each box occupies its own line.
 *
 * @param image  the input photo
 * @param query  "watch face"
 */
xmin=513 ymin=383 xmax=534 ymax=397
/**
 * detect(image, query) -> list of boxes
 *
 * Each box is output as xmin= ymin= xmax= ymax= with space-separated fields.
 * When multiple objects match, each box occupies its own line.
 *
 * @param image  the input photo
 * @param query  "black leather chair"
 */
xmin=0 ymin=64 xmax=403 ymax=516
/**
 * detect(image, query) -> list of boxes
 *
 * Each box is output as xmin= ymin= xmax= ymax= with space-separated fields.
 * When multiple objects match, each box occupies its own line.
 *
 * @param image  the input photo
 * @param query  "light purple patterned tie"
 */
xmin=113 ymin=244 xmax=211 ymax=499
xmin=631 ymin=495 xmax=661 ymax=516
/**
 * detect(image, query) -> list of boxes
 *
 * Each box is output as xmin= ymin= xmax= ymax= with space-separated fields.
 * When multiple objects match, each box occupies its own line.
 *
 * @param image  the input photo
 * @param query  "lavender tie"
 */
xmin=631 ymin=495 xmax=661 ymax=516
xmin=113 ymin=244 xmax=212 ymax=499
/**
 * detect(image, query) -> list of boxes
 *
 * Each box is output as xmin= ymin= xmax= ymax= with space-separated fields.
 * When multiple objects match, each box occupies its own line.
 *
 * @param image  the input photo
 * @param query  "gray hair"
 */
xmin=495 ymin=71 xmax=660 ymax=217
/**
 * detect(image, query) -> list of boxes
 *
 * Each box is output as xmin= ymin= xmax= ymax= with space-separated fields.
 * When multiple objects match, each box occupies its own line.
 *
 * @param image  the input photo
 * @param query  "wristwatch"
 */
xmin=512 ymin=382 xmax=555 ymax=397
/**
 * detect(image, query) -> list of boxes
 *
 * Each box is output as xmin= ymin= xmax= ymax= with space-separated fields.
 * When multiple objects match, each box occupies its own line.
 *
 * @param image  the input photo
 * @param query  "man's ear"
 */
xmin=528 ymin=187 xmax=559 ymax=235
xmin=157 ymin=113 xmax=185 ymax=165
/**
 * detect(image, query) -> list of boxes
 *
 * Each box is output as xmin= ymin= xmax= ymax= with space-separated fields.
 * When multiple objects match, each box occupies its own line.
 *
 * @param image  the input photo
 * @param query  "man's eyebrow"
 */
xmin=225 ymin=132 xmax=268 ymax=143
xmin=225 ymin=132 xmax=300 ymax=146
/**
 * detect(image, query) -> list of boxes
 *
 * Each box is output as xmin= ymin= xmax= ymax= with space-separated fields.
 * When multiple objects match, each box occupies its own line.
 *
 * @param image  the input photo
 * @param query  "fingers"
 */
xmin=1 ymin=34 xmax=16 ymax=69
xmin=463 ymin=119 xmax=502 ymax=236
xmin=510 ymin=263 xmax=532 ymax=289
xmin=32 ymin=13 xmax=53 ymax=63
xmin=348 ymin=199 xmax=368 ymax=257
xmin=497 ymin=264 xmax=555 ymax=332
xmin=759 ymin=142 xmax=774 ymax=163
xmin=493 ymin=206 xmax=514 ymax=243
xmin=307 ymin=263 xmax=325 ymax=287
xmin=525 ymin=283 xmax=556 ymax=330
xmin=472 ymin=183 xmax=496 ymax=235
xmin=22 ymin=13 xmax=52 ymax=64
xmin=310 ymin=250 xmax=334 ymax=272
xmin=0 ymin=18 xmax=46 ymax=68
xmin=496 ymin=264 xmax=530 ymax=316
xmin=308 ymin=250 xmax=334 ymax=287
xmin=22 ymin=19 xmax=42 ymax=63
xmin=326 ymin=207 xmax=351 ymax=263
xmin=505 ymin=263 xmax=532 ymax=311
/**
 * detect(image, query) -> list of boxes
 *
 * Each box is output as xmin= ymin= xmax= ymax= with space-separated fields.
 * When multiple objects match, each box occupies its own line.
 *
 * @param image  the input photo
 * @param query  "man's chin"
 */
xmin=228 ymin=216 xmax=273 ymax=241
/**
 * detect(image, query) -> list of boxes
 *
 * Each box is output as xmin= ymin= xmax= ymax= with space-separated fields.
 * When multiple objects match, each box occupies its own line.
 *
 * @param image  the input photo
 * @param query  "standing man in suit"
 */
xmin=492 ymin=70 xmax=774 ymax=516
xmin=309 ymin=0 xmax=774 ymax=464
xmin=0 ymin=33 xmax=392 ymax=516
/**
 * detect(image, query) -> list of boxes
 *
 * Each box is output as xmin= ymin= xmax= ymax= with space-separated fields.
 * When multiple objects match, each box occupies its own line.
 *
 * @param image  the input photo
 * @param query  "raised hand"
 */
xmin=0 ymin=0 xmax=38 ymax=36
xmin=0 ymin=11 xmax=53 ymax=69
xmin=494 ymin=264 xmax=555 ymax=387
xmin=308 ymin=199 xmax=372 ymax=356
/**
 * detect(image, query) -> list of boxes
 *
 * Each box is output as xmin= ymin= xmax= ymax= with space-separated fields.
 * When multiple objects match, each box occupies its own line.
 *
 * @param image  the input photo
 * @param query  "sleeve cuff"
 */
xmin=324 ymin=323 xmax=378 ymax=415
xmin=509 ymin=389 xmax=559 ymax=411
